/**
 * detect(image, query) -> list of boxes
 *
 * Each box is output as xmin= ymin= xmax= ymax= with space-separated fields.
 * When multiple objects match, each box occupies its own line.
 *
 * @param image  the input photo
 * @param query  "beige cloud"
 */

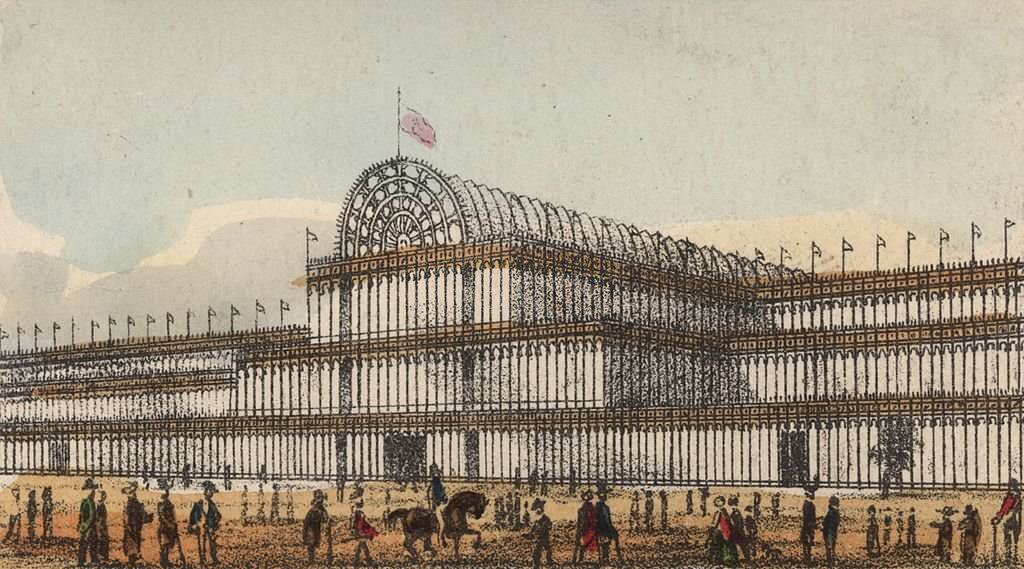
xmin=0 ymin=173 xmax=64 ymax=258
xmin=138 ymin=199 xmax=337 ymax=268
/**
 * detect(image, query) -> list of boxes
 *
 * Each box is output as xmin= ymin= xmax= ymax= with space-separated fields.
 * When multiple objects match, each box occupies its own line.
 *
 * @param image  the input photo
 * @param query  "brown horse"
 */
xmin=386 ymin=507 xmax=439 ymax=561
xmin=439 ymin=491 xmax=489 ymax=559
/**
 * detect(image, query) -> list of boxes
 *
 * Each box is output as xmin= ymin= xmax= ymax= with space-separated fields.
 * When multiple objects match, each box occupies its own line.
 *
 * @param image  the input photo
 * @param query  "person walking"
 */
xmin=882 ymin=508 xmax=893 ymax=548
xmin=771 ymin=492 xmax=781 ymax=519
xmin=596 ymin=489 xmax=623 ymax=563
xmin=729 ymin=497 xmax=749 ymax=561
xmin=709 ymin=496 xmax=738 ymax=567
xmin=95 ymin=489 xmax=110 ymax=564
xmin=41 ymin=486 xmax=54 ymax=542
xmin=302 ymin=490 xmax=331 ymax=563
xmin=350 ymin=500 xmax=378 ymax=566
xmin=528 ymin=498 xmax=554 ymax=569
xmin=25 ymin=489 xmax=37 ymax=542
xmin=931 ymin=506 xmax=956 ymax=563
xmin=270 ymin=483 xmax=281 ymax=525
xmin=993 ymin=477 xmax=1022 ymax=563
xmin=573 ymin=490 xmax=598 ymax=563
xmin=659 ymin=490 xmax=669 ymax=531
xmin=822 ymin=496 xmax=840 ymax=568
xmin=699 ymin=486 xmax=711 ymax=517
xmin=800 ymin=488 xmax=817 ymax=566
xmin=2 ymin=486 xmax=21 ymax=544
xmin=240 ymin=485 xmax=249 ymax=526
xmin=866 ymin=505 xmax=880 ymax=558
xmin=907 ymin=507 xmax=917 ymax=548
xmin=686 ymin=489 xmax=694 ymax=516
xmin=157 ymin=482 xmax=181 ymax=569
xmin=752 ymin=492 xmax=762 ymax=520
xmin=959 ymin=504 xmax=981 ymax=566
xmin=77 ymin=479 xmax=99 ymax=567
xmin=644 ymin=490 xmax=655 ymax=532
xmin=188 ymin=481 xmax=221 ymax=567
xmin=743 ymin=505 xmax=759 ymax=560
xmin=122 ymin=481 xmax=153 ymax=567
xmin=629 ymin=491 xmax=640 ymax=532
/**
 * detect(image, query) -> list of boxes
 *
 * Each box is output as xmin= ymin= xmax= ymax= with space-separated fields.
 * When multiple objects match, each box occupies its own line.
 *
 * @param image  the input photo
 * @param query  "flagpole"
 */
xmin=971 ymin=222 xmax=977 ymax=265
xmin=71 ymin=317 xmax=76 ymax=346
xmin=397 ymin=86 xmax=402 ymax=159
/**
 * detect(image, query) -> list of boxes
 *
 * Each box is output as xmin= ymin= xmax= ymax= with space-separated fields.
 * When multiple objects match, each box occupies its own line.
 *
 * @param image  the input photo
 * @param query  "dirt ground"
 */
xmin=0 ymin=475 xmax=1016 ymax=568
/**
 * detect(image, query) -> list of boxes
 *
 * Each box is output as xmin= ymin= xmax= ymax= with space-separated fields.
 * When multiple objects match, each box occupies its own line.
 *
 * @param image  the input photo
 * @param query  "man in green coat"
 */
xmin=77 ymin=478 xmax=100 ymax=567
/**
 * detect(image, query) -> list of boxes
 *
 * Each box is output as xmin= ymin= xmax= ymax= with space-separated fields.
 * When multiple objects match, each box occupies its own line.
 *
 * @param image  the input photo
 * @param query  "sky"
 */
xmin=0 ymin=1 xmax=1023 ymax=331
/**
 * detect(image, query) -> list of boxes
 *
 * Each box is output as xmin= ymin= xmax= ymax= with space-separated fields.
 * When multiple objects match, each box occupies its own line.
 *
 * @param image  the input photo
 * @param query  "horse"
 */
xmin=439 ymin=491 xmax=489 ymax=559
xmin=386 ymin=507 xmax=440 ymax=561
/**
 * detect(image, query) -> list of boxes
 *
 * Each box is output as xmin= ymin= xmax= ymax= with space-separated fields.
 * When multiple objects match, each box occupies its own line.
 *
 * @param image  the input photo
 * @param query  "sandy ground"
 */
xmin=0 ymin=475 xmax=1017 ymax=568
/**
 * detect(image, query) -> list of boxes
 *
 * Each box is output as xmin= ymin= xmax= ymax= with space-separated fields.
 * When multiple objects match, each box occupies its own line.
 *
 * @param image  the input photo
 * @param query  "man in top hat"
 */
xmin=303 ymin=490 xmax=331 ymax=563
xmin=188 ymin=481 xmax=221 ymax=566
xmin=993 ymin=477 xmax=1022 ymax=563
xmin=800 ymin=487 xmax=817 ymax=566
xmin=157 ymin=480 xmax=181 ymax=569
xmin=77 ymin=478 xmax=100 ymax=567
xmin=122 ymin=481 xmax=153 ymax=566
xmin=959 ymin=504 xmax=982 ymax=566
xmin=931 ymin=506 xmax=956 ymax=563
xmin=573 ymin=490 xmax=598 ymax=563
xmin=528 ymin=498 xmax=553 ymax=569
xmin=596 ymin=489 xmax=623 ymax=563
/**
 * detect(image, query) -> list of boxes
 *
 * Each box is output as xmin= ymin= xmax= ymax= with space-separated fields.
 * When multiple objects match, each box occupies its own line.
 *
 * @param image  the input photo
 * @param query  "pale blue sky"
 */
xmin=1 ymin=0 xmax=1023 ymax=273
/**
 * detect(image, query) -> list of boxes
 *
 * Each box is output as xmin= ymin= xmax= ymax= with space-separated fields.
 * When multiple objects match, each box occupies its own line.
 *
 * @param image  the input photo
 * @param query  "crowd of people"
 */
xmin=1 ymin=472 xmax=1023 ymax=567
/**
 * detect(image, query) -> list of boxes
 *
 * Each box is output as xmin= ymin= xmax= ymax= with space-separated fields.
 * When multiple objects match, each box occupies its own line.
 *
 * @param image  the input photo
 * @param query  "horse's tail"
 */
xmin=386 ymin=508 xmax=408 ymax=530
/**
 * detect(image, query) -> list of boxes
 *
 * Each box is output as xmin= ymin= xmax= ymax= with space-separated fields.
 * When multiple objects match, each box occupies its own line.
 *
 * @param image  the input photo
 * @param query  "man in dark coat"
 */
xmin=25 ymin=489 xmax=37 ymax=542
xmin=189 ymin=481 xmax=221 ymax=566
xmin=866 ymin=505 xmax=880 ymax=557
xmin=822 ymin=496 xmax=840 ymax=567
xmin=800 ymin=489 xmax=816 ymax=566
xmin=596 ymin=490 xmax=623 ymax=563
xmin=122 ymin=481 xmax=153 ymax=566
xmin=528 ymin=498 xmax=553 ymax=569
xmin=931 ymin=506 xmax=956 ymax=563
xmin=729 ymin=497 xmax=749 ymax=561
xmin=3 ymin=485 xmax=21 ymax=544
xmin=303 ymin=490 xmax=331 ymax=563
xmin=270 ymin=483 xmax=281 ymax=524
xmin=659 ymin=490 xmax=669 ymax=531
xmin=95 ymin=489 xmax=110 ymax=564
xmin=77 ymin=478 xmax=99 ymax=567
xmin=699 ymin=486 xmax=710 ymax=517
xmin=157 ymin=482 xmax=181 ymax=569
xmin=743 ymin=505 xmax=759 ymax=559
xmin=41 ymin=486 xmax=54 ymax=542
xmin=959 ymin=504 xmax=981 ymax=566
xmin=643 ymin=490 xmax=655 ymax=532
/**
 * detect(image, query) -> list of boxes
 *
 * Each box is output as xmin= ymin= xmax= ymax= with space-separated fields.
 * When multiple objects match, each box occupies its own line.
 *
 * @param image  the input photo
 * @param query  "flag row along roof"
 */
xmin=336 ymin=157 xmax=800 ymax=281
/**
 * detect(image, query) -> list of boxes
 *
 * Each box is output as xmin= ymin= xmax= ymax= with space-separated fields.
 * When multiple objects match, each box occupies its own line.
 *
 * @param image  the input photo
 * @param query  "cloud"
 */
xmin=0 ymin=172 xmax=64 ymax=258
xmin=138 ymin=199 xmax=337 ymax=268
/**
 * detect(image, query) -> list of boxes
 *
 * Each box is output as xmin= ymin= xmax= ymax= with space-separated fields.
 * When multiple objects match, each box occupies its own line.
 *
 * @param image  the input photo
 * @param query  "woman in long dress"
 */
xmin=709 ymin=496 xmax=739 ymax=566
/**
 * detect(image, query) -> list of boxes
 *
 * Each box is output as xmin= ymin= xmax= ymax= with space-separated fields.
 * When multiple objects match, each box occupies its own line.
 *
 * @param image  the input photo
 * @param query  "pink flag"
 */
xmin=400 ymin=109 xmax=436 ymax=149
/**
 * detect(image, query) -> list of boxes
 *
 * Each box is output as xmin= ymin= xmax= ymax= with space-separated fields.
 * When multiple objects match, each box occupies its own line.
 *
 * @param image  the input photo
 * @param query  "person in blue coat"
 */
xmin=427 ymin=462 xmax=447 ymax=510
